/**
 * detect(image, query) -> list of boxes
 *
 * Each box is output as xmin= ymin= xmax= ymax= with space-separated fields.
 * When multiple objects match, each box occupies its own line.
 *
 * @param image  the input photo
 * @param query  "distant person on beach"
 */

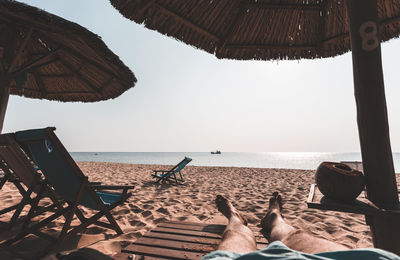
xmin=202 ymin=193 xmax=400 ymax=260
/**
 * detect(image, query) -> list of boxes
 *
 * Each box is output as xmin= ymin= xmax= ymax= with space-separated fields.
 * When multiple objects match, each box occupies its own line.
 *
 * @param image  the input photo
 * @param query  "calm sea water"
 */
xmin=70 ymin=152 xmax=400 ymax=172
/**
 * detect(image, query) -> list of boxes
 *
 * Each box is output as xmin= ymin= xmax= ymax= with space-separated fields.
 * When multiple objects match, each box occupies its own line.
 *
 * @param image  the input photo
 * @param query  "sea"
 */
xmin=70 ymin=152 xmax=400 ymax=172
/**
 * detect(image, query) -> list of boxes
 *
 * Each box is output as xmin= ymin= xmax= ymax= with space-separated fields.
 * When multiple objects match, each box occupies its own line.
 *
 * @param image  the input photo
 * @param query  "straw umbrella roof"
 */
xmin=110 ymin=0 xmax=400 ymax=60
xmin=0 ymin=0 xmax=136 ymax=102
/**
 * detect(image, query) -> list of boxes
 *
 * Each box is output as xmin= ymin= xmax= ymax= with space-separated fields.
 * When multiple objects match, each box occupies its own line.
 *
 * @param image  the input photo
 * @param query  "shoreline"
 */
xmin=0 ymin=162 xmax=375 ymax=258
xmin=69 ymin=152 xmax=400 ymax=172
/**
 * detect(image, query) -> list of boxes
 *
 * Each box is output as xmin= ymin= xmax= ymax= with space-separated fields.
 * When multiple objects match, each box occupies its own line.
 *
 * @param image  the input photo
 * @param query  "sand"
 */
xmin=0 ymin=162 xmax=376 ymax=259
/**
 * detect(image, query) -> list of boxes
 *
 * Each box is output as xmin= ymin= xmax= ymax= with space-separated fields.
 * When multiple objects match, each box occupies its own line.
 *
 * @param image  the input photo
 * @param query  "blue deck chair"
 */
xmin=152 ymin=157 xmax=192 ymax=184
xmin=2 ymin=127 xmax=134 ymax=258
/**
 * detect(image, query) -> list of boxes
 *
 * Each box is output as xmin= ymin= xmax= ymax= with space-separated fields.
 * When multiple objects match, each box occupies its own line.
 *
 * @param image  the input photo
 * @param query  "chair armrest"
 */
xmin=153 ymin=170 xmax=170 ymax=173
xmin=89 ymin=181 xmax=102 ymax=185
xmin=90 ymin=185 xmax=135 ymax=190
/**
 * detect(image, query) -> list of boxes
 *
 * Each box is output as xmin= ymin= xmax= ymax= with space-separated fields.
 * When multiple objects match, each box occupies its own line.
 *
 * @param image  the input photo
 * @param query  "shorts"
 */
xmin=202 ymin=241 xmax=400 ymax=260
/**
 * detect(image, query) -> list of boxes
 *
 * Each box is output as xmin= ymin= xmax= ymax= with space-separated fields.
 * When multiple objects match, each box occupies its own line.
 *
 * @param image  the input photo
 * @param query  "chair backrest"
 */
xmin=15 ymin=127 xmax=99 ymax=209
xmin=0 ymin=133 xmax=39 ymax=188
xmin=171 ymin=157 xmax=192 ymax=174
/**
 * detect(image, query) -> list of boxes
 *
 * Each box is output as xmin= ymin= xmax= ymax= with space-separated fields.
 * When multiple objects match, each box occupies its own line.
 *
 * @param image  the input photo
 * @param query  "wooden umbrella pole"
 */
xmin=346 ymin=0 xmax=400 ymax=253
xmin=0 ymin=76 xmax=10 ymax=134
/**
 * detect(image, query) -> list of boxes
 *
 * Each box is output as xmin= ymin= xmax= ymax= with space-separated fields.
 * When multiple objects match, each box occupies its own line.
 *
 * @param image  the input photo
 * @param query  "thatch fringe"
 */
xmin=110 ymin=0 xmax=400 ymax=61
xmin=0 ymin=0 xmax=136 ymax=103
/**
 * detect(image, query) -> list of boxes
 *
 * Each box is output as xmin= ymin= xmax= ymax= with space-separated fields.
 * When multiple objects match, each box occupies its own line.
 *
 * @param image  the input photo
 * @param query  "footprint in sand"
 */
xmin=129 ymin=220 xmax=146 ymax=227
xmin=86 ymin=226 xmax=106 ymax=234
xmin=156 ymin=207 xmax=169 ymax=215
xmin=143 ymin=204 xmax=154 ymax=210
xmin=302 ymin=215 xmax=317 ymax=222
xmin=131 ymin=206 xmax=143 ymax=214
xmin=124 ymin=231 xmax=145 ymax=240
xmin=256 ymin=200 xmax=266 ymax=205
xmin=116 ymin=208 xmax=130 ymax=215
xmin=154 ymin=217 xmax=168 ymax=224
xmin=198 ymin=215 xmax=208 ymax=221
xmin=324 ymin=225 xmax=337 ymax=234
xmin=346 ymin=235 xmax=359 ymax=243
xmin=141 ymin=211 xmax=152 ymax=218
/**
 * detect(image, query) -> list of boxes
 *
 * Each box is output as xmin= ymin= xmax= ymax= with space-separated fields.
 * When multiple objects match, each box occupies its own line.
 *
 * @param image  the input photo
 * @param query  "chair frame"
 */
xmin=0 ymin=134 xmax=60 ymax=228
xmin=2 ymin=127 xmax=134 ymax=258
xmin=152 ymin=157 xmax=192 ymax=184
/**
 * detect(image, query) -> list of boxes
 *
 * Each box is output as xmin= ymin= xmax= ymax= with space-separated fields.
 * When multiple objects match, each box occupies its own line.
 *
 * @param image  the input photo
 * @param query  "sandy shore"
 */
xmin=0 ymin=162 xmax=376 ymax=259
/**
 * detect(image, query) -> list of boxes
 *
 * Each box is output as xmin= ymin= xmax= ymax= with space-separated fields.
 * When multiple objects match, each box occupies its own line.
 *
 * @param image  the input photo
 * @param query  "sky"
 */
xmin=5 ymin=0 xmax=400 ymax=152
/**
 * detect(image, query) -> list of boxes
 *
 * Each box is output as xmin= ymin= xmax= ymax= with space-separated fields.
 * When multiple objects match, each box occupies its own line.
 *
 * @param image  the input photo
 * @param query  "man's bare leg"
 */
xmin=216 ymin=195 xmax=257 ymax=253
xmin=261 ymin=192 xmax=349 ymax=254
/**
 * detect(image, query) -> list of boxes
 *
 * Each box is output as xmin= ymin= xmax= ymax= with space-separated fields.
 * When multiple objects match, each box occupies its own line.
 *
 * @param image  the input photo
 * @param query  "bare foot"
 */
xmin=260 ymin=192 xmax=283 ymax=231
xmin=269 ymin=192 xmax=283 ymax=212
xmin=216 ymin=195 xmax=248 ymax=225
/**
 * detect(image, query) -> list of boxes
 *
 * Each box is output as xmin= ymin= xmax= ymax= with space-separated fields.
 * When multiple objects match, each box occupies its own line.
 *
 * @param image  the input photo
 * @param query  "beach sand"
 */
xmin=0 ymin=162 xmax=378 ymax=259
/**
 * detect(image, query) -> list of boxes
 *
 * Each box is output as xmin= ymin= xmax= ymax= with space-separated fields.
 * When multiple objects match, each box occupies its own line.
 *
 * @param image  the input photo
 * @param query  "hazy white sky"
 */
xmin=6 ymin=0 xmax=400 ymax=152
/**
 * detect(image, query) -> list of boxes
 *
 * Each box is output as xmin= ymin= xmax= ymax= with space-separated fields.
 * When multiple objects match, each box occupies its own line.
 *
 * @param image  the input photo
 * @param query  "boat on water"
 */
xmin=211 ymin=150 xmax=221 ymax=154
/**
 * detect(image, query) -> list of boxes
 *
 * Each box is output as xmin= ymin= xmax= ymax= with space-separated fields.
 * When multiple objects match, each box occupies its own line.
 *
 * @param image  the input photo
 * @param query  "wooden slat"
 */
xmin=133 ymin=237 xmax=216 ymax=253
xmin=159 ymin=221 xmax=267 ymax=243
xmin=131 ymin=236 xmax=267 ymax=257
xmin=157 ymin=222 xmax=225 ymax=233
xmin=166 ymin=221 xmax=214 ymax=227
xmin=122 ymin=244 xmax=204 ymax=260
xmin=144 ymin=230 xmax=221 ymax=245
xmin=159 ymin=222 xmax=224 ymax=228
xmin=162 ymin=221 xmax=262 ymax=233
xmin=114 ymin=252 xmax=164 ymax=260
xmin=152 ymin=227 xmax=222 ymax=239
xmin=307 ymin=184 xmax=316 ymax=204
xmin=146 ymin=228 xmax=267 ymax=245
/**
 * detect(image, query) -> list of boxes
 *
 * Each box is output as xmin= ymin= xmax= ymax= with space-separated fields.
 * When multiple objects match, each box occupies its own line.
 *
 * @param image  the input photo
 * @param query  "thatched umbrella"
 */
xmin=110 ymin=0 xmax=400 ymax=253
xmin=0 ymin=0 xmax=137 ymax=132
xmin=110 ymin=0 xmax=400 ymax=60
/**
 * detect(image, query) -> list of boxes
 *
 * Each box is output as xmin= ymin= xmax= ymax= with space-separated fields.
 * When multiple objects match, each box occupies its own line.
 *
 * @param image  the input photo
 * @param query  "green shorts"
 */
xmin=202 ymin=241 xmax=400 ymax=260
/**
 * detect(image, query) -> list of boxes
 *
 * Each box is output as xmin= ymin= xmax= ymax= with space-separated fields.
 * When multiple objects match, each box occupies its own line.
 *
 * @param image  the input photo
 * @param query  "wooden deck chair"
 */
xmin=0 ymin=133 xmax=60 ymax=228
xmin=152 ymin=157 xmax=192 ymax=184
xmin=3 ymin=127 xmax=134 ymax=258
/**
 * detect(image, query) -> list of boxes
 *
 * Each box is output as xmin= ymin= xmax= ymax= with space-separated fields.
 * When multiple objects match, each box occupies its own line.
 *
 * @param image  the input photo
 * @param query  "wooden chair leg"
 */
xmin=0 ymin=175 xmax=7 ymax=189
xmin=63 ymin=199 xmax=125 ymax=241
xmin=13 ymin=181 xmax=27 ymax=196
xmin=58 ymin=205 xmax=76 ymax=240
xmin=0 ymin=204 xmax=19 ymax=215
xmin=74 ymin=208 xmax=87 ymax=223
xmin=4 ymin=205 xmax=70 ymax=246
xmin=156 ymin=176 xmax=164 ymax=184
xmin=58 ymin=178 xmax=87 ymax=241
xmin=22 ymin=182 xmax=46 ymax=228
xmin=103 ymin=209 xmax=122 ymax=234
xmin=47 ymin=191 xmax=69 ymax=219
xmin=90 ymin=189 xmax=123 ymax=235
xmin=8 ymin=181 xmax=36 ymax=226
xmin=0 ymin=163 xmax=10 ymax=189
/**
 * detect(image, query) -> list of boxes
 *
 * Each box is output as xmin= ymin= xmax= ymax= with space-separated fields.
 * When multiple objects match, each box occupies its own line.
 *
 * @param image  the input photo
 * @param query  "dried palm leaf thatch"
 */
xmin=110 ymin=0 xmax=400 ymax=60
xmin=0 ymin=0 xmax=136 ymax=102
